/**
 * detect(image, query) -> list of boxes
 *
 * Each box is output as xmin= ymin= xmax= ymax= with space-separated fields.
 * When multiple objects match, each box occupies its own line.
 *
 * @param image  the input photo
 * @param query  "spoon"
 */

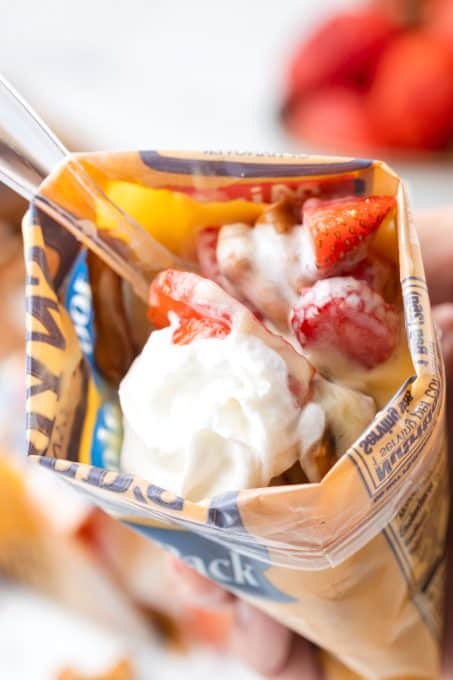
xmin=0 ymin=76 xmax=186 ymax=302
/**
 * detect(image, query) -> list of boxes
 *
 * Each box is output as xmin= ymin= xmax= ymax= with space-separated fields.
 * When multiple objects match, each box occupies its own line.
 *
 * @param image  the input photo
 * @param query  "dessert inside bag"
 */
xmin=25 ymin=152 xmax=447 ymax=679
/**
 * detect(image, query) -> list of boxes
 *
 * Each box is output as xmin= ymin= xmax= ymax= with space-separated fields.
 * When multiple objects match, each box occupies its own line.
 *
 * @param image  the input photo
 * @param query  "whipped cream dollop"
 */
xmin=217 ymin=222 xmax=317 ymax=328
xmin=120 ymin=322 xmax=311 ymax=501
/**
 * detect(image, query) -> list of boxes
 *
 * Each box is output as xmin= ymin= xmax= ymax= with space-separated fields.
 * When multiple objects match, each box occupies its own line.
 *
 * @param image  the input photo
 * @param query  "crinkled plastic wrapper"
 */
xmin=24 ymin=152 xmax=448 ymax=679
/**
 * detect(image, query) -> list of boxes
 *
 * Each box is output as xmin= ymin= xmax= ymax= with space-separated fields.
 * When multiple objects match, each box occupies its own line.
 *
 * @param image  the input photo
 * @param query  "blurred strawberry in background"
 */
xmin=368 ymin=32 xmax=453 ymax=150
xmin=285 ymin=7 xmax=398 ymax=98
xmin=282 ymin=0 xmax=453 ymax=155
xmin=286 ymin=86 xmax=377 ymax=153
xmin=426 ymin=0 xmax=453 ymax=53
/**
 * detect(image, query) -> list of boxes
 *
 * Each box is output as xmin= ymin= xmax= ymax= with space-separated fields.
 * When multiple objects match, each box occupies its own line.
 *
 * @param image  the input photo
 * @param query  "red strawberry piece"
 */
xmin=285 ymin=8 xmax=399 ymax=101
xmin=148 ymin=269 xmax=231 ymax=345
xmin=367 ymin=32 xmax=453 ymax=150
xmin=348 ymin=256 xmax=395 ymax=297
xmin=286 ymin=87 xmax=378 ymax=154
xmin=149 ymin=269 xmax=315 ymax=400
xmin=291 ymin=277 xmax=399 ymax=368
xmin=196 ymin=227 xmax=222 ymax=282
xmin=303 ymin=195 xmax=396 ymax=276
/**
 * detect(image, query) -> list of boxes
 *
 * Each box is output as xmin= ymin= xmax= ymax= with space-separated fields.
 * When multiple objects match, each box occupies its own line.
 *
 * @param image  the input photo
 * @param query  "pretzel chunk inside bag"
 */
xmin=25 ymin=153 xmax=447 ymax=680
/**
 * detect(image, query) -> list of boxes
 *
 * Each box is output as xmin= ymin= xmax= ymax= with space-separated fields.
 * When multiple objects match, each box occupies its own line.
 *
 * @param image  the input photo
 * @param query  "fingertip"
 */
xmin=432 ymin=303 xmax=453 ymax=376
xmin=432 ymin=303 xmax=453 ymax=331
xmin=168 ymin=556 xmax=234 ymax=608
xmin=416 ymin=208 xmax=453 ymax=305
xmin=274 ymin=636 xmax=322 ymax=679
xmin=229 ymin=602 xmax=293 ymax=676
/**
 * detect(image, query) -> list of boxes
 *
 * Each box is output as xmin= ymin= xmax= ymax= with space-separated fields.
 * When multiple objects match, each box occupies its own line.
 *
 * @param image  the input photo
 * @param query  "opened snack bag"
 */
xmin=24 ymin=152 xmax=447 ymax=679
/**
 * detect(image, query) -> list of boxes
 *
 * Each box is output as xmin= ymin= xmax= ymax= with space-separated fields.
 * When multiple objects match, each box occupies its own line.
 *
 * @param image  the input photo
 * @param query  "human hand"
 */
xmin=418 ymin=207 xmax=453 ymax=680
xmin=170 ymin=556 xmax=321 ymax=678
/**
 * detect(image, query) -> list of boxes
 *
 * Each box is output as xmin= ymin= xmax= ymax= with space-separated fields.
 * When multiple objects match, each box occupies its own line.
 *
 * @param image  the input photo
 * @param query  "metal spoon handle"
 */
xmin=0 ymin=76 xmax=184 ymax=302
xmin=0 ymin=76 xmax=67 ymax=200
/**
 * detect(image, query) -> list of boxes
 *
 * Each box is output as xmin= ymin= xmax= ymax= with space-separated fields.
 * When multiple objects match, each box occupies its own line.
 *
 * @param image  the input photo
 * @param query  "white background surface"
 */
xmin=0 ymin=1 xmax=451 ymax=678
xmin=0 ymin=580 xmax=257 ymax=680
xmin=0 ymin=0 xmax=343 ymax=150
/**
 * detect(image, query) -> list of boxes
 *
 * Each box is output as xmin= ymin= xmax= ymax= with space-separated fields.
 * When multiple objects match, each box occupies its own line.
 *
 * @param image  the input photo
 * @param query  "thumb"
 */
xmin=416 ymin=208 xmax=453 ymax=306
xmin=432 ymin=304 xmax=453 ymax=378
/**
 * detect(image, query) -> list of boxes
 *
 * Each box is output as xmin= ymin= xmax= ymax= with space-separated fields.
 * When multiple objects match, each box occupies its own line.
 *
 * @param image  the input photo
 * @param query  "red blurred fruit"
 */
xmin=286 ymin=8 xmax=399 ymax=100
xmin=368 ymin=31 xmax=453 ymax=150
xmin=370 ymin=0 xmax=426 ymax=25
xmin=286 ymin=87 xmax=378 ymax=153
xmin=426 ymin=0 xmax=453 ymax=56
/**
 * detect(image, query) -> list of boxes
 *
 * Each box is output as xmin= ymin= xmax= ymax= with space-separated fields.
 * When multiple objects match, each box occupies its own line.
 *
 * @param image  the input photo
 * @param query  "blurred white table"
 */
xmin=0 ymin=580 xmax=257 ymax=680
xmin=0 ymin=0 xmax=337 ymax=150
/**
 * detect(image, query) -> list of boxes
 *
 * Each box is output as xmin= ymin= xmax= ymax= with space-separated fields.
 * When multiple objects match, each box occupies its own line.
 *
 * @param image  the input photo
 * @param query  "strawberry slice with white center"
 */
xmin=303 ymin=195 xmax=396 ymax=276
xmin=291 ymin=277 xmax=400 ymax=368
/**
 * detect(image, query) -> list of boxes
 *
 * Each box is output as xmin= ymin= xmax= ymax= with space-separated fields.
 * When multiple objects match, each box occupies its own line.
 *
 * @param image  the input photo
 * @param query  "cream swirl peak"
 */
xmin=121 ymin=326 xmax=306 ymax=500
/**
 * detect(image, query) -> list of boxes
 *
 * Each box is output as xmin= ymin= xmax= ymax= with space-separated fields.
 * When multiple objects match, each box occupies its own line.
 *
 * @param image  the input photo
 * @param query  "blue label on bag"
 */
xmin=127 ymin=523 xmax=294 ymax=602
xmin=125 ymin=491 xmax=295 ymax=603
xmin=65 ymin=250 xmax=122 ymax=470
xmin=91 ymin=401 xmax=123 ymax=470
xmin=65 ymin=250 xmax=98 ymax=379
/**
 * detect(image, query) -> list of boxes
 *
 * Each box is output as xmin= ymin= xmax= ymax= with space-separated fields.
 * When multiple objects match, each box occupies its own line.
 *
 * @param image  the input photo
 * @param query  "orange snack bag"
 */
xmin=25 ymin=151 xmax=447 ymax=679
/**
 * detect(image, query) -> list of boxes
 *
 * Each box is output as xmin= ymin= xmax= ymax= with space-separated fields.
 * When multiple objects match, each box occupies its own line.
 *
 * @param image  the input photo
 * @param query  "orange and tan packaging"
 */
xmin=0 ymin=220 xmax=166 ymax=642
xmin=24 ymin=151 xmax=448 ymax=679
xmin=0 ymin=210 xmax=215 ymax=650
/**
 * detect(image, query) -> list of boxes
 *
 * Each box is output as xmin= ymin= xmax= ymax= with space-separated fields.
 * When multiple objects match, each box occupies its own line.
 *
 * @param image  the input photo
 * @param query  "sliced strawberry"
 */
xmin=149 ymin=269 xmax=315 ymax=399
xmin=303 ymin=195 xmax=396 ymax=276
xmin=291 ymin=277 xmax=399 ymax=368
xmin=148 ymin=269 xmax=231 ymax=345
xmin=286 ymin=87 xmax=378 ymax=155
xmin=171 ymin=316 xmax=231 ymax=345
xmin=285 ymin=8 xmax=399 ymax=99
xmin=367 ymin=32 xmax=453 ymax=150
